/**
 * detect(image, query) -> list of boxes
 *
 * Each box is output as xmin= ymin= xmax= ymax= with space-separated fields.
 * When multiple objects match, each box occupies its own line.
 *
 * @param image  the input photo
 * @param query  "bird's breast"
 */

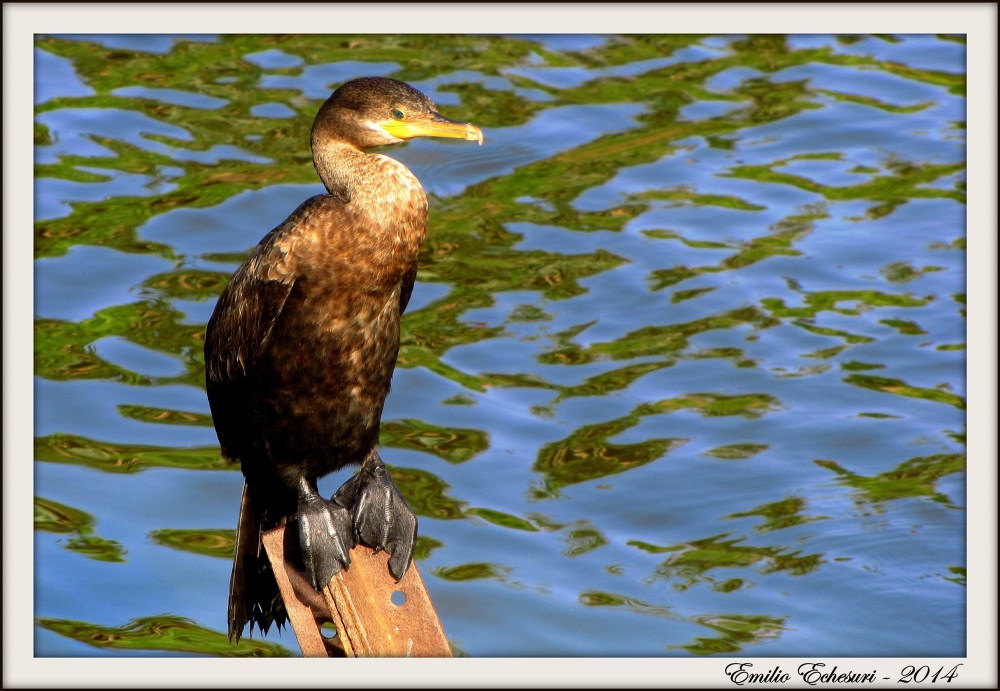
xmin=285 ymin=210 xmax=419 ymax=302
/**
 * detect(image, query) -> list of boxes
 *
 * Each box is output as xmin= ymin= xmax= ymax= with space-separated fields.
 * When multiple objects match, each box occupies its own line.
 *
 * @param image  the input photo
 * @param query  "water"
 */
xmin=31 ymin=33 xmax=968 ymax=660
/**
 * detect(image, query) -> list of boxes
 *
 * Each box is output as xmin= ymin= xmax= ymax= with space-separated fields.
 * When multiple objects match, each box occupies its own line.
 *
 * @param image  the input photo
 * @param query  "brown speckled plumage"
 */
xmin=204 ymin=77 xmax=481 ymax=642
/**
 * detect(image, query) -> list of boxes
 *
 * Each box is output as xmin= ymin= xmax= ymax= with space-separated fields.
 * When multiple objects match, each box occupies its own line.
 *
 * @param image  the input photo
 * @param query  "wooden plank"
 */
xmin=261 ymin=525 xmax=344 ymax=657
xmin=323 ymin=543 xmax=452 ymax=657
xmin=261 ymin=523 xmax=451 ymax=658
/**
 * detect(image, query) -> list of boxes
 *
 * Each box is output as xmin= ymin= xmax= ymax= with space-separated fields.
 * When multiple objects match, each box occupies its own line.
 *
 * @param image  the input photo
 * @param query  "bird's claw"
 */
xmin=333 ymin=461 xmax=417 ymax=581
xmin=297 ymin=492 xmax=354 ymax=591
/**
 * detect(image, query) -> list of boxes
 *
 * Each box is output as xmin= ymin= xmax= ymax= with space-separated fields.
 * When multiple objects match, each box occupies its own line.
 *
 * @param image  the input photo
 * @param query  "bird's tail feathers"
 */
xmin=228 ymin=481 xmax=288 ymax=643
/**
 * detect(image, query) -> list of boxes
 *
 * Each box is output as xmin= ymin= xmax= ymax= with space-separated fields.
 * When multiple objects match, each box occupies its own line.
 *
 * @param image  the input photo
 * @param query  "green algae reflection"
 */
xmin=704 ymin=443 xmax=770 ymax=461
xmin=725 ymin=496 xmax=830 ymax=534
xmin=537 ymin=307 xmax=779 ymax=366
xmin=36 ymin=300 xmax=206 ymax=388
xmin=35 ymin=497 xmax=127 ymax=563
xmin=535 ymin=393 xmax=779 ymax=495
xmin=842 ymin=374 xmax=966 ymax=410
xmin=387 ymin=464 xmax=466 ymax=520
xmin=380 ymin=418 xmax=488 ymax=464
xmin=37 ymin=615 xmax=292 ymax=657
xmin=724 ymin=157 xmax=964 ymax=221
xmin=117 ymin=404 xmax=214 ymax=426
xmin=671 ymin=613 xmax=788 ymax=655
xmin=150 ymin=527 xmax=443 ymax=563
xmin=815 ymin=453 xmax=965 ymax=508
xmin=629 ymin=532 xmax=824 ymax=591
xmin=433 ymin=562 xmax=511 ymax=583
xmin=579 ymin=589 xmax=787 ymax=655
xmin=35 ymin=434 xmax=230 ymax=474
xmin=150 ymin=528 xmax=235 ymax=559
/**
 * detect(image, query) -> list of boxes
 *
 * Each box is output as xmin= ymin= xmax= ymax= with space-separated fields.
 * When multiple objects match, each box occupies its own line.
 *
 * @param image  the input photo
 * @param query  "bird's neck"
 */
xmin=312 ymin=141 xmax=426 ymax=217
xmin=310 ymin=140 xmax=429 ymax=279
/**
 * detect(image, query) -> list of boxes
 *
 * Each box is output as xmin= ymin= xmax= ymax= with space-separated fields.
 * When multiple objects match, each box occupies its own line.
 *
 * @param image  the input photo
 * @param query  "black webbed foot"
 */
xmin=333 ymin=451 xmax=417 ymax=581
xmin=297 ymin=478 xmax=354 ymax=591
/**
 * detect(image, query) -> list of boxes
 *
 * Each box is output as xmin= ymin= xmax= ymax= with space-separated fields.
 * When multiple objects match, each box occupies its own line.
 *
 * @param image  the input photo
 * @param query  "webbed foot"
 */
xmin=333 ymin=452 xmax=417 ymax=581
xmin=297 ymin=478 xmax=354 ymax=591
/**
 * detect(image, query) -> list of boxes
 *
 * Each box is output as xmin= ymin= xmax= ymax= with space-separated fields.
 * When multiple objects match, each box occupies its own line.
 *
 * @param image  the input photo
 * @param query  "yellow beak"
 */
xmin=381 ymin=112 xmax=483 ymax=145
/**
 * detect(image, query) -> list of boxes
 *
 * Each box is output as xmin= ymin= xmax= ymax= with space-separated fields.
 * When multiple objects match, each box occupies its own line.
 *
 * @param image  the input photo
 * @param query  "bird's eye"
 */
xmin=392 ymin=108 xmax=405 ymax=120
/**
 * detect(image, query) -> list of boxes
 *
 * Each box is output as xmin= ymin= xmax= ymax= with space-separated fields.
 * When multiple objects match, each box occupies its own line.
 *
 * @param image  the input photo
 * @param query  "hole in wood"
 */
xmin=320 ymin=622 xmax=338 ymax=639
xmin=390 ymin=590 xmax=407 ymax=607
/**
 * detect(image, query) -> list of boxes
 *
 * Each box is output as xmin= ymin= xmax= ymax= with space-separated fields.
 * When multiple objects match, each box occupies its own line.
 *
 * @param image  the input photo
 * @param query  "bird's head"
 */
xmin=312 ymin=76 xmax=483 ymax=151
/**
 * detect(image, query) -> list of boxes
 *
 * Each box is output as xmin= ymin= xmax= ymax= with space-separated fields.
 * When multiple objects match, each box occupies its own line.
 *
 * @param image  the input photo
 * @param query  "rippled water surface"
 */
xmin=33 ymin=34 xmax=967 ymax=658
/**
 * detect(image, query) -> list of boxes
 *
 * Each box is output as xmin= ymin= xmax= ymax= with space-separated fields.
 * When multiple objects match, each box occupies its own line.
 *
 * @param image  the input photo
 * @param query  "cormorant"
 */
xmin=204 ymin=77 xmax=482 ymax=642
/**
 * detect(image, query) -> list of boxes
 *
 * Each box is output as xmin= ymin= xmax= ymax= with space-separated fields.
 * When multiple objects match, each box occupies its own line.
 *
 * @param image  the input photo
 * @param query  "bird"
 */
xmin=203 ymin=76 xmax=482 ymax=643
